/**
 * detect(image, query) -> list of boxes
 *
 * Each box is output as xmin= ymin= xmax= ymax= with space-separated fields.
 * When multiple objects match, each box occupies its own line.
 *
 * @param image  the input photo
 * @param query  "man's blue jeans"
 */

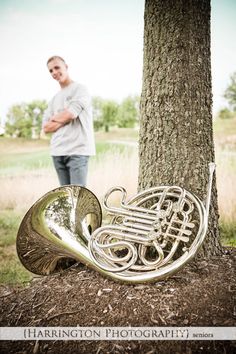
xmin=52 ymin=155 xmax=89 ymax=186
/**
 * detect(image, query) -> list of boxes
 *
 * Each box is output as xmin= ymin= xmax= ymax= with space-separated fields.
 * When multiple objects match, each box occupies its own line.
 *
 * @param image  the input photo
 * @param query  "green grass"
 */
xmin=95 ymin=127 xmax=138 ymax=142
xmin=0 ymin=150 xmax=52 ymax=176
xmin=0 ymin=139 xmax=135 ymax=176
xmin=95 ymin=141 xmax=134 ymax=156
xmin=0 ymin=136 xmax=49 ymax=150
xmin=0 ymin=209 xmax=32 ymax=284
xmin=213 ymin=116 xmax=236 ymax=138
xmin=0 ymin=254 xmax=32 ymax=285
xmin=0 ymin=211 xmax=22 ymax=246
xmin=219 ymin=220 xmax=236 ymax=247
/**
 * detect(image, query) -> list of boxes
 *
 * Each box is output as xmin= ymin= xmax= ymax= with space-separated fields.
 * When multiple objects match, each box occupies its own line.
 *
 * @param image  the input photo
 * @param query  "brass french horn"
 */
xmin=16 ymin=163 xmax=215 ymax=283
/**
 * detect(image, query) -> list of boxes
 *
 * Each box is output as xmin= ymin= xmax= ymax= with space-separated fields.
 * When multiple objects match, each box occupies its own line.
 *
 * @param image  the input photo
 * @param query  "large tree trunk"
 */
xmin=138 ymin=0 xmax=223 ymax=256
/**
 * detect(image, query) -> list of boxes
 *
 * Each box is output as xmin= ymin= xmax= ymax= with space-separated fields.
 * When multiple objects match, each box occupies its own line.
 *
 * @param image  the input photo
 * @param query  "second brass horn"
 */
xmin=17 ymin=163 xmax=215 ymax=283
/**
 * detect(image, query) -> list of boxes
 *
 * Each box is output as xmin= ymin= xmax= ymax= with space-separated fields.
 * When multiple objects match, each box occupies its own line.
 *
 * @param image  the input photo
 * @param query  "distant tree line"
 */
xmin=3 ymin=95 xmax=140 ymax=138
xmin=4 ymin=100 xmax=47 ymax=138
xmin=217 ymin=71 xmax=236 ymax=119
xmin=3 ymin=70 xmax=236 ymax=138
xmin=92 ymin=95 xmax=140 ymax=132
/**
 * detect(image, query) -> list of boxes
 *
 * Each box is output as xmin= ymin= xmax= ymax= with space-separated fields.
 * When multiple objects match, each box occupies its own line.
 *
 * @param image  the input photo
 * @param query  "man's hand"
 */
xmin=51 ymin=109 xmax=75 ymax=125
xmin=43 ymin=109 xmax=76 ymax=133
xmin=43 ymin=120 xmax=64 ymax=133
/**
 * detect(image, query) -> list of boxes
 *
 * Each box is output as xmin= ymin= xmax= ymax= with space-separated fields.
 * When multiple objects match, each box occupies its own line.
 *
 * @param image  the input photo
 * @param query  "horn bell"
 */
xmin=16 ymin=185 xmax=102 ymax=275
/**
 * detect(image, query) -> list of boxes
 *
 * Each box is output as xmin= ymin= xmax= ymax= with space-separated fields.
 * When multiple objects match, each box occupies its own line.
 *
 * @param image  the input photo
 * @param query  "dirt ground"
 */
xmin=0 ymin=248 xmax=235 ymax=354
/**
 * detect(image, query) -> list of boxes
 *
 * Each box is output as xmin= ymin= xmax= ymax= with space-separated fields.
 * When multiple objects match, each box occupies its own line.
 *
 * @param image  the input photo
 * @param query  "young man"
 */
xmin=42 ymin=56 xmax=95 ymax=186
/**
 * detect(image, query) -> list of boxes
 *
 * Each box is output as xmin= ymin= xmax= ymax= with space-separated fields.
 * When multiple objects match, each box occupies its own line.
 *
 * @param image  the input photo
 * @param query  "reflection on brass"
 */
xmin=17 ymin=163 xmax=216 ymax=283
xmin=16 ymin=186 xmax=102 ymax=275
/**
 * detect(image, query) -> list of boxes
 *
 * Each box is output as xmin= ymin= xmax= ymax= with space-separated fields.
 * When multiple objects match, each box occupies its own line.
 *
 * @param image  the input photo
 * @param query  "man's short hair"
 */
xmin=47 ymin=56 xmax=66 ymax=65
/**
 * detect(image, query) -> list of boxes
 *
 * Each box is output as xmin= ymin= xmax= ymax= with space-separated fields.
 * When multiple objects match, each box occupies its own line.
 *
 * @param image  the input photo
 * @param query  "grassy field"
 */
xmin=0 ymin=123 xmax=235 ymax=285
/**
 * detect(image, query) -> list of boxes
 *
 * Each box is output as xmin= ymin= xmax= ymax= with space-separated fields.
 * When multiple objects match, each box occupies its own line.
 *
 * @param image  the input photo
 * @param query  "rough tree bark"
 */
xmin=138 ymin=0 xmax=223 ymax=256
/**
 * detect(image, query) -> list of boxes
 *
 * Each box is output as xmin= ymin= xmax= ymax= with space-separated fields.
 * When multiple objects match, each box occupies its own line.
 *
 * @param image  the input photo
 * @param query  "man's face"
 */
xmin=47 ymin=58 xmax=69 ymax=85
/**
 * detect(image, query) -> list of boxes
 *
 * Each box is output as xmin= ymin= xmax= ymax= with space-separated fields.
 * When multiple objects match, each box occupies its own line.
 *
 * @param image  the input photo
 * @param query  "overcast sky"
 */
xmin=0 ymin=0 xmax=235 ymax=123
